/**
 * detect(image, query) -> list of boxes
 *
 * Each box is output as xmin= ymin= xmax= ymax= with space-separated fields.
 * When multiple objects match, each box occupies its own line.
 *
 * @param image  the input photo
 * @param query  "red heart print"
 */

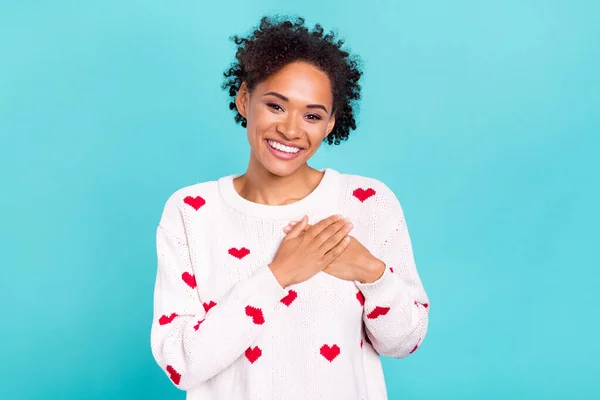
xmin=181 ymin=272 xmax=197 ymax=289
xmin=389 ymin=267 xmax=394 ymax=273
xmin=353 ymin=188 xmax=376 ymax=202
xmin=356 ymin=291 xmax=365 ymax=306
xmin=414 ymin=301 xmax=429 ymax=309
xmin=245 ymin=306 xmax=265 ymax=325
xmin=367 ymin=306 xmax=390 ymax=319
xmin=245 ymin=346 xmax=262 ymax=364
xmin=228 ymin=247 xmax=250 ymax=259
xmin=193 ymin=319 xmax=205 ymax=331
xmin=159 ymin=313 xmax=178 ymax=325
xmin=410 ymin=343 xmax=419 ymax=354
xmin=360 ymin=340 xmax=363 ymax=348
xmin=166 ymin=365 xmax=181 ymax=385
xmin=320 ymin=344 xmax=340 ymax=362
xmin=280 ymin=290 xmax=297 ymax=306
xmin=184 ymin=196 xmax=206 ymax=211
xmin=203 ymin=301 xmax=216 ymax=313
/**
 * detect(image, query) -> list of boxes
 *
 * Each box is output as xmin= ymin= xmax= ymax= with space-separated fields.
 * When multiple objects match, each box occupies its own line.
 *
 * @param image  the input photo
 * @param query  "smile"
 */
xmin=266 ymin=139 xmax=302 ymax=154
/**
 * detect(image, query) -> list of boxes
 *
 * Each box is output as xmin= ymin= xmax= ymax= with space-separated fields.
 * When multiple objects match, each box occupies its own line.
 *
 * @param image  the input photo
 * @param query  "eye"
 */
xmin=306 ymin=114 xmax=322 ymax=121
xmin=267 ymin=103 xmax=283 ymax=111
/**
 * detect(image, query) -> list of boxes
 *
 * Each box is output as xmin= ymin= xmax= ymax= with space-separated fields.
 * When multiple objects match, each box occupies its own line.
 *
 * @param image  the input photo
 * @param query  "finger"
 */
xmin=284 ymin=221 xmax=313 ymax=234
xmin=322 ymin=236 xmax=351 ymax=266
xmin=284 ymin=215 xmax=308 ymax=239
xmin=285 ymin=223 xmax=313 ymax=234
xmin=284 ymin=220 xmax=299 ymax=230
xmin=305 ymin=214 xmax=343 ymax=239
xmin=319 ymin=219 xmax=353 ymax=251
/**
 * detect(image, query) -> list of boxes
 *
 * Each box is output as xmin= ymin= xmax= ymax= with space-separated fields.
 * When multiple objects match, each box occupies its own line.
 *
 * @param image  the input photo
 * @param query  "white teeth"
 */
xmin=267 ymin=140 xmax=301 ymax=154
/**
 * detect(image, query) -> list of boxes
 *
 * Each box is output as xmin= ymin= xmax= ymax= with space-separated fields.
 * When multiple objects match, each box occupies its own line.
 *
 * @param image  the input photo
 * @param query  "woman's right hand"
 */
xmin=268 ymin=214 xmax=353 ymax=288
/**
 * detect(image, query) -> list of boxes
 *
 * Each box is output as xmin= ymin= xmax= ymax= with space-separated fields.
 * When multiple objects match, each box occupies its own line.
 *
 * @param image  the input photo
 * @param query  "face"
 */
xmin=235 ymin=61 xmax=336 ymax=177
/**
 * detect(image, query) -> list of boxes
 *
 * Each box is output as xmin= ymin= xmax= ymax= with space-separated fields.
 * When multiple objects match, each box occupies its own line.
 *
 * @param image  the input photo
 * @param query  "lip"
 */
xmin=265 ymin=138 xmax=304 ymax=150
xmin=265 ymin=139 xmax=304 ymax=161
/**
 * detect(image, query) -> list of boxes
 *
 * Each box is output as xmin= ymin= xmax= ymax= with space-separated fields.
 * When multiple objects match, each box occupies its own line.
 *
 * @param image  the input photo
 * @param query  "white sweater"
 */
xmin=150 ymin=168 xmax=430 ymax=400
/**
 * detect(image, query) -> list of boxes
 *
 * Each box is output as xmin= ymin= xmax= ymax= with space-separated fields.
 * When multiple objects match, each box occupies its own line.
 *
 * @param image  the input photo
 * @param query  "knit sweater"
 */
xmin=150 ymin=168 xmax=430 ymax=400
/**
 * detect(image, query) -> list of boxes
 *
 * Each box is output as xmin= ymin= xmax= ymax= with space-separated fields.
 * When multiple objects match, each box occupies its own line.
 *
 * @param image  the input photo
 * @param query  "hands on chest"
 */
xmin=268 ymin=214 xmax=386 ymax=288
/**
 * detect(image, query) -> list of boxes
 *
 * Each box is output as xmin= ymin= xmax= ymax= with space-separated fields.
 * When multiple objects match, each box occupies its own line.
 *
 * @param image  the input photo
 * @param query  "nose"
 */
xmin=277 ymin=113 xmax=302 ymax=140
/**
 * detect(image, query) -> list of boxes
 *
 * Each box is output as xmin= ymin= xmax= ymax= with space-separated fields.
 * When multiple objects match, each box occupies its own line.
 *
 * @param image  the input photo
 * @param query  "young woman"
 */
xmin=150 ymin=16 xmax=430 ymax=400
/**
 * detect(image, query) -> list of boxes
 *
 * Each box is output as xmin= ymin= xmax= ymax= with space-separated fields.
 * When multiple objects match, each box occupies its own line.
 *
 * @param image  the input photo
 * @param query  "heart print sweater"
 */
xmin=150 ymin=168 xmax=430 ymax=400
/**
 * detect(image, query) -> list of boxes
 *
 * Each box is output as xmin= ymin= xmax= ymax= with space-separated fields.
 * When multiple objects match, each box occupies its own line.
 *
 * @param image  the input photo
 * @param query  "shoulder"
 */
xmin=333 ymin=169 xmax=407 ymax=232
xmin=336 ymin=170 xmax=401 ymax=207
xmin=157 ymin=178 xmax=222 ymax=233
xmin=163 ymin=179 xmax=220 ymax=211
xmin=335 ymin=171 xmax=410 ymax=246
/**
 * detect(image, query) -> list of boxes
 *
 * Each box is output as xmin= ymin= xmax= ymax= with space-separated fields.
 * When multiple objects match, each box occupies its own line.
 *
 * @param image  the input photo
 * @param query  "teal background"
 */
xmin=1 ymin=0 xmax=598 ymax=399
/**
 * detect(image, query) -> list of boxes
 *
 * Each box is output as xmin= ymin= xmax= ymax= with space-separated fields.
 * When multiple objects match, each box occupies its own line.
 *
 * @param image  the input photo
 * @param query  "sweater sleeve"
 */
xmin=150 ymin=201 xmax=287 ymax=390
xmin=355 ymin=184 xmax=430 ymax=358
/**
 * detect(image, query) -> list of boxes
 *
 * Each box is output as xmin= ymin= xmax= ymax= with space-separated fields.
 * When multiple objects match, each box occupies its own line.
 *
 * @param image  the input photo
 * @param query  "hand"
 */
xmin=283 ymin=220 xmax=386 ymax=284
xmin=269 ymin=214 xmax=354 ymax=288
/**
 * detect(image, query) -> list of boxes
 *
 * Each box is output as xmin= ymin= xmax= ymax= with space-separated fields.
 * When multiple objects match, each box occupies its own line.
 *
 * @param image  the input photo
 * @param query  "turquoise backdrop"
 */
xmin=1 ymin=0 xmax=598 ymax=399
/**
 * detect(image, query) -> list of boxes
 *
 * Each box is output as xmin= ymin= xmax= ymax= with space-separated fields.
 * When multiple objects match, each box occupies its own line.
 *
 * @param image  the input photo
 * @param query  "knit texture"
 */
xmin=150 ymin=168 xmax=430 ymax=400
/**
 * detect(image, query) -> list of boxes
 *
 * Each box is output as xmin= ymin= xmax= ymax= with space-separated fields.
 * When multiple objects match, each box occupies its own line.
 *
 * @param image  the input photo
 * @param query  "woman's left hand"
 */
xmin=283 ymin=220 xmax=386 ymax=284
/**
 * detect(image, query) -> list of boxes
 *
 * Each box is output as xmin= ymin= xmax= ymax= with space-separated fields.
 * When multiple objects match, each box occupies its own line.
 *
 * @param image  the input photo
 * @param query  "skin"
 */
xmin=234 ymin=61 xmax=385 ymax=284
xmin=234 ymin=61 xmax=335 ymax=206
xmin=284 ymin=221 xmax=386 ymax=284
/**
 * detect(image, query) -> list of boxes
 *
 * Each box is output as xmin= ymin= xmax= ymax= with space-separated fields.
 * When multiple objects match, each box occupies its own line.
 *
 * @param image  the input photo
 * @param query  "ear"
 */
xmin=326 ymin=113 xmax=336 ymax=136
xmin=235 ymin=82 xmax=250 ymax=119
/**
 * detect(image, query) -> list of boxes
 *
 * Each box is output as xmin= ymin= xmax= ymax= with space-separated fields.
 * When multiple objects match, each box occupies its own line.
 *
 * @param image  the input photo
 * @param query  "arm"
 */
xmin=355 ymin=185 xmax=430 ymax=358
xmin=150 ymin=198 xmax=287 ymax=390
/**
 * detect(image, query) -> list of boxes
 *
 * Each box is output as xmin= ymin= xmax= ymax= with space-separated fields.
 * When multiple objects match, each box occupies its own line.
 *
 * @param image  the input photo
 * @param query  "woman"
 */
xmin=150 ymin=16 xmax=430 ymax=400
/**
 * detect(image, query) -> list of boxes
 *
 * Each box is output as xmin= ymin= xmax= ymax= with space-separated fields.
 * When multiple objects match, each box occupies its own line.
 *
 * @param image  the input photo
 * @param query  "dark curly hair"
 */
xmin=222 ymin=16 xmax=363 ymax=145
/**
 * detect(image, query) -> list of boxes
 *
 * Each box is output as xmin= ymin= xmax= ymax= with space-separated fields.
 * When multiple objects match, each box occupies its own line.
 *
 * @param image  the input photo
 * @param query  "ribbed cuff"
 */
xmin=355 ymin=267 xmax=410 ymax=304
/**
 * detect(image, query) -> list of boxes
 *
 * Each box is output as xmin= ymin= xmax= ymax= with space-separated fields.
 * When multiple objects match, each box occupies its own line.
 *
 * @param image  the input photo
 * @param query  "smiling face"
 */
xmin=235 ymin=61 xmax=336 ymax=177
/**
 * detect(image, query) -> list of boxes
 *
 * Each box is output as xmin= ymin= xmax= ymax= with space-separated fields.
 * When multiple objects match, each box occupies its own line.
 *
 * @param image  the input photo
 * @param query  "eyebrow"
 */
xmin=263 ymin=91 xmax=329 ymax=114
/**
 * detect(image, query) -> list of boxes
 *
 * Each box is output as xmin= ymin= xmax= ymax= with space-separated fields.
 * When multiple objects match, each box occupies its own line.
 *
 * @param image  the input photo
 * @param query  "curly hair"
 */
xmin=222 ymin=16 xmax=363 ymax=145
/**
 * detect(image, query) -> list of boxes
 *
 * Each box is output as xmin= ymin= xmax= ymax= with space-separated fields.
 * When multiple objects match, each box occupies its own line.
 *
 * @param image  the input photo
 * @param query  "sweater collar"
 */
xmin=217 ymin=168 xmax=340 ymax=220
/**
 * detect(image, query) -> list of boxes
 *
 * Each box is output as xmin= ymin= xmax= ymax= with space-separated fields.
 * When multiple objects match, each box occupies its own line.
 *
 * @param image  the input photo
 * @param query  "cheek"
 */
xmin=246 ymin=108 xmax=275 ymax=148
xmin=306 ymin=122 xmax=330 ymax=143
xmin=250 ymin=103 xmax=276 ymax=122
xmin=245 ymin=107 xmax=264 ymax=134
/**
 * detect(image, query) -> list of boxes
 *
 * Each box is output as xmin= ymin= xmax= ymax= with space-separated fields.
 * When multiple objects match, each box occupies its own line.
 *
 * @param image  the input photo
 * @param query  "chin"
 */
xmin=262 ymin=160 xmax=303 ymax=177
xmin=254 ymin=141 xmax=308 ymax=177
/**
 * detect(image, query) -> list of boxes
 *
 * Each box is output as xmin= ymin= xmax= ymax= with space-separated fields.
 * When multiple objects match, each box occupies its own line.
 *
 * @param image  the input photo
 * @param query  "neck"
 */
xmin=234 ymin=160 xmax=323 ymax=206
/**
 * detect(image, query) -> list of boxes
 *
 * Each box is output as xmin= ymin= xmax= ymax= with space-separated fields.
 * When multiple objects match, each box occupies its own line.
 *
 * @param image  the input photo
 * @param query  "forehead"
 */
xmin=256 ymin=62 xmax=333 ymax=105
